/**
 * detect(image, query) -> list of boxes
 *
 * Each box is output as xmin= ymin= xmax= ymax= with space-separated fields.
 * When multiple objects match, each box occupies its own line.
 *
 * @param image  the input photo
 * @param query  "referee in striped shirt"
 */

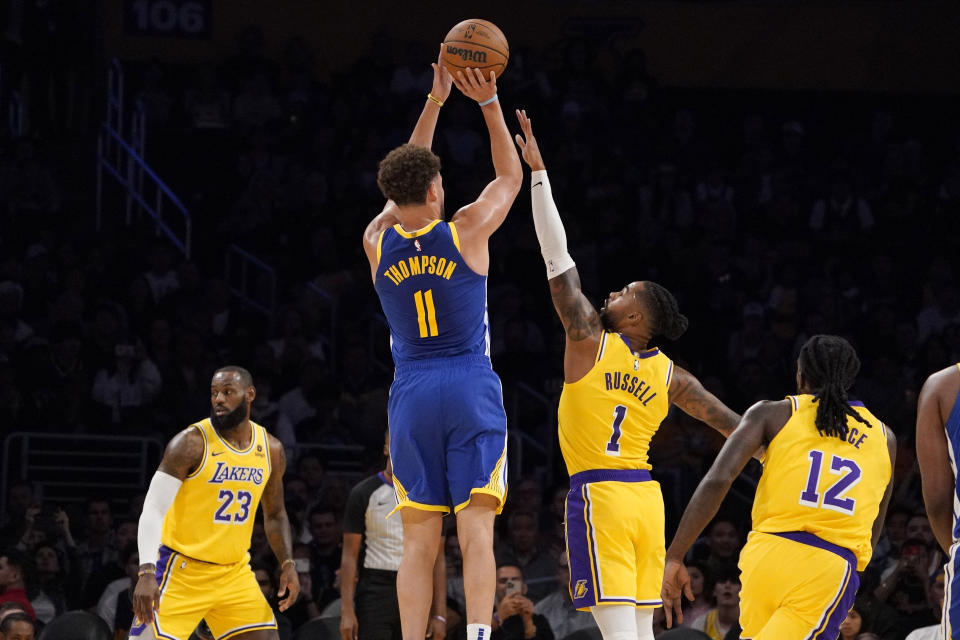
xmin=340 ymin=431 xmax=447 ymax=640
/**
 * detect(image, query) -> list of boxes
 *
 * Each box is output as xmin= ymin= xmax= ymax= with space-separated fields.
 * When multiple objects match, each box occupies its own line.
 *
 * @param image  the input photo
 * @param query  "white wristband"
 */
xmin=530 ymin=170 xmax=575 ymax=279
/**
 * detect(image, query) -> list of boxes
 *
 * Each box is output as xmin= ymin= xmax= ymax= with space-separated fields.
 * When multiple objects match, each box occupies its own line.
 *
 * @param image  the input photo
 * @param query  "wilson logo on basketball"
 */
xmin=446 ymin=45 xmax=488 ymax=64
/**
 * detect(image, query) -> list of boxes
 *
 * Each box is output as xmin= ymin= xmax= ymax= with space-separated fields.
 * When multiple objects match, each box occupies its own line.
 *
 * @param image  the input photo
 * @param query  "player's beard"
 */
xmin=211 ymin=402 xmax=249 ymax=432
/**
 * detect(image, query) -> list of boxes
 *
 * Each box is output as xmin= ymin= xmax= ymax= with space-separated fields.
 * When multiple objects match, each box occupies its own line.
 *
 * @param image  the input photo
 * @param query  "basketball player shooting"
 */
xmin=362 ymin=47 xmax=522 ymax=640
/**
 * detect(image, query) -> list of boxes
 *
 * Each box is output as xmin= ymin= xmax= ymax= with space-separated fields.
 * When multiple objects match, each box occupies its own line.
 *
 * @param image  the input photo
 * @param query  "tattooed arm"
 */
xmin=669 ymin=366 xmax=741 ymax=436
xmin=549 ymin=268 xmax=603 ymax=383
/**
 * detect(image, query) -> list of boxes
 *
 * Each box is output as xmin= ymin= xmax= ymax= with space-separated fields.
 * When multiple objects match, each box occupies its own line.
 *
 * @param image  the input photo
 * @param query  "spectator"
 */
xmin=680 ymin=561 xmax=712 ymax=627
xmin=498 ymin=511 xmax=556 ymax=603
xmin=689 ymin=567 xmax=740 ymax=640
xmin=532 ymin=553 xmax=596 ymax=640
xmin=0 ymin=612 xmax=35 ymax=640
xmin=874 ymin=538 xmax=939 ymax=629
xmin=75 ymin=499 xmax=120 ymax=608
xmin=90 ymin=341 xmax=162 ymax=427
xmin=306 ymin=506 xmax=341 ymax=607
xmin=282 ymin=544 xmax=321 ymax=630
xmin=253 ymin=564 xmax=293 ymax=640
xmin=492 ymin=565 xmax=553 ymax=640
xmin=32 ymin=543 xmax=73 ymax=619
xmin=839 ymin=607 xmax=864 ymax=640
xmin=0 ymin=551 xmax=36 ymax=619
xmin=95 ymin=543 xmax=138 ymax=637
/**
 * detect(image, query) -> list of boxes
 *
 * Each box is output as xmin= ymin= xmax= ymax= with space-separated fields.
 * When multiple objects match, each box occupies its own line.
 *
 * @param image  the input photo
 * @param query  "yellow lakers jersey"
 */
xmin=751 ymin=395 xmax=890 ymax=570
xmin=161 ymin=419 xmax=272 ymax=564
xmin=558 ymin=332 xmax=674 ymax=475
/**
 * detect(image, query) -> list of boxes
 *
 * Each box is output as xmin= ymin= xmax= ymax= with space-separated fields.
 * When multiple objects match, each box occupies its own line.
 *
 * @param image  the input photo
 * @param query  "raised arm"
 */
xmin=133 ymin=427 xmax=204 ymax=624
xmin=408 ymin=46 xmax=453 ymax=149
xmin=449 ymin=69 xmax=523 ymax=272
xmin=661 ymin=400 xmax=785 ymax=628
xmin=514 ymin=109 xmax=600 ymax=382
xmin=261 ymin=434 xmax=300 ymax=611
xmin=916 ymin=366 xmax=958 ymax=553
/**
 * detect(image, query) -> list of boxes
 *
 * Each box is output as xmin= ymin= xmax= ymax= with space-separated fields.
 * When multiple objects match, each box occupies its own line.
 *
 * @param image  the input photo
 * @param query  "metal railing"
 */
xmin=306 ymin=281 xmax=339 ymax=370
xmin=225 ymin=244 xmax=277 ymax=315
xmin=97 ymin=124 xmax=192 ymax=257
xmin=96 ymin=58 xmax=192 ymax=258
xmin=509 ymin=382 xmax=556 ymax=476
xmin=1 ymin=433 xmax=164 ymax=516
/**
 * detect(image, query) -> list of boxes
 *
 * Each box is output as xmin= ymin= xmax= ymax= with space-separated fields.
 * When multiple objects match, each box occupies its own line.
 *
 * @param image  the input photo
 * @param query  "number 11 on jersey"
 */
xmin=414 ymin=289 xmax=438 ymax=338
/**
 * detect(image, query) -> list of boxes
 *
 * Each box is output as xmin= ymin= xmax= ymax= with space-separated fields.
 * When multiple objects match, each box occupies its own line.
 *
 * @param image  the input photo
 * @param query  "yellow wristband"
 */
xmin=281 ymin=558 xmax=296 ymax=569
xmin=138 ymin=569 xmax=154 ymax=577
xmin=427 ymin=93 xmax=444 ymax=107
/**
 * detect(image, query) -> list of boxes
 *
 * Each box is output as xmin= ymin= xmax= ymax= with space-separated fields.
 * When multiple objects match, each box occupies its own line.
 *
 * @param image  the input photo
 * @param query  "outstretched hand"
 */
xmin=430 ymin=44 xmax=453 ymax=104
xmin=661 ymin=558 xmax=695 ymax=629
xmin=452 ymin=67 xmax=497 ymax=104
xmin=514 ymin=109 xmax=545 ymax=171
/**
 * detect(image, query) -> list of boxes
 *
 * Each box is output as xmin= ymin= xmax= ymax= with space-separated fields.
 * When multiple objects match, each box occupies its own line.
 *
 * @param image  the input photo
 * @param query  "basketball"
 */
xmin=442 ymin=19 xmax=509 ymax=79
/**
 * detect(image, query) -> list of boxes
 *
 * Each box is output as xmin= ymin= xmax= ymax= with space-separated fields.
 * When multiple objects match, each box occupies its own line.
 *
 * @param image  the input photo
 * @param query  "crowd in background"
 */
xmin=2 ymin=22 xmax=960 ymax=640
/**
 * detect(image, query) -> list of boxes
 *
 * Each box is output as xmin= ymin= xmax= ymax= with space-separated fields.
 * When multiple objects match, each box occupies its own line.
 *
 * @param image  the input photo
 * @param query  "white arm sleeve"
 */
xmin=530 ymin=170 xmax=576 ymax=279
xmin=138 ymin=471 xmax=183 ymax=566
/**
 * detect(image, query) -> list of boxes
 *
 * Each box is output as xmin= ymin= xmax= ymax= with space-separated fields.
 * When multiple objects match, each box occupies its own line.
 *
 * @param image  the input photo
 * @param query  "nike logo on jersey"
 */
xmin=532 ymin=181 xmax=543 ymax=188
xmin=211 ymin=451 xmax=225 ymax=456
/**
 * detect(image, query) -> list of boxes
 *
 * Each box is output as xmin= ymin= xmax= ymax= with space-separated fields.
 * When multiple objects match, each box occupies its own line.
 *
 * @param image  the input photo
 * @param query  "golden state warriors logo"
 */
xmin=574 ymin=579 xmax=588 ymax=599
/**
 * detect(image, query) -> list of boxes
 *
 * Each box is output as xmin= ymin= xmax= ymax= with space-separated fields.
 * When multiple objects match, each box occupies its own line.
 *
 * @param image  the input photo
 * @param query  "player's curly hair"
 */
xmin=637 ymin=281 xmax=689 ymax=341
xmin=377 ymin=144 xmax=442 ymax=205
xmin=798 ymin=334 xmax=871 ymax=440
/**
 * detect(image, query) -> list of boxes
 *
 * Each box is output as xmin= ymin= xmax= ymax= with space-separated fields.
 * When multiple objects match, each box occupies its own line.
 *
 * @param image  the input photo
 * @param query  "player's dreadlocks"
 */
xmin=797 ymin=335 xmax=871 ymax=440
xmin=637 ymin=281 xmax=689 ymax=341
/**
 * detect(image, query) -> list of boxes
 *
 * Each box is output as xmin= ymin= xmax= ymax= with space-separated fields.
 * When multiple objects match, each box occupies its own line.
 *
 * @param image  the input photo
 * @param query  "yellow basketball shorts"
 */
xmin=130 ymin=545 xmax=277 ymax=640
xmin=565 ymin=469 xmax=665 ymax=610
xmin=739 ymin=531 xmax=859 ymax=640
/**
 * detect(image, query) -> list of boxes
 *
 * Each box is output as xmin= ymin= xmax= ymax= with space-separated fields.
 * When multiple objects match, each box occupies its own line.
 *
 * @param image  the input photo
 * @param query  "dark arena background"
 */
xmin=1 ymin=1 xmax=959 ymax=639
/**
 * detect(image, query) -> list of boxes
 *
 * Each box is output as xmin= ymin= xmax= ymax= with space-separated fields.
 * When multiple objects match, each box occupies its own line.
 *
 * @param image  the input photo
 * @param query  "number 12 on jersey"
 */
xmin=799 ymin=450 xmax=862 ymax=515
xmin=414 ymin=290 xmax=438 ymax=338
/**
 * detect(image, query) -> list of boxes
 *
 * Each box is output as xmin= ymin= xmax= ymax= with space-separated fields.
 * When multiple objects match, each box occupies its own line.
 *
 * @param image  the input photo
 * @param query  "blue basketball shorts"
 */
xmin=388 ymin=355 xmax=508 ymax=514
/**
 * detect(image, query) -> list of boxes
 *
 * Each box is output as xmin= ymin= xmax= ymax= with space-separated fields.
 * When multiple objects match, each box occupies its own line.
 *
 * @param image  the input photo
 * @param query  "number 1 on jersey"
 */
xmin=414 ymin=289 xmax=438 ymax=338
xmin=605 ymin=405 xmax=627 ymax=456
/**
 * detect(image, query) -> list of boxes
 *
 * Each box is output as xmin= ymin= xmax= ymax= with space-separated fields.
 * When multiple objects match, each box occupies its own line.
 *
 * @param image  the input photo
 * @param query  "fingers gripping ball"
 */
xmin=442 ymin=19 xmax=509 ymax=79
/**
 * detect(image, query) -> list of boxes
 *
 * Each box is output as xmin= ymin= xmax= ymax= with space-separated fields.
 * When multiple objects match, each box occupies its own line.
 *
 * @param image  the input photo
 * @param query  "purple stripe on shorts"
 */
xmin=565 ymin=486 xmax=597 ymax=607
xmin=814 ymin=563 xmax=859 ymax=640
xmin=569 ymin=469 xmax=651 ymax=490
xmin=771 ymin=531 xmax=857 ymax=567
xmin=155 ymin=545 xmax=174 ymax=588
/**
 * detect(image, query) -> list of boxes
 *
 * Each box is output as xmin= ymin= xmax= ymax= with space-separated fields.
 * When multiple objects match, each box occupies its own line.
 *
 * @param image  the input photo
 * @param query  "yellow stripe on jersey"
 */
xmin=392 ymin=219 xmax=442 ymax=238
xmin=449 ymin=222 xmax=461 ymax=252
xmin=376 ymin=229 xmax=386 ymax=264
xmin=185 ymin=425 xmax=208 ymax=479
xmin=752 ymin=394 xmax=891 ymax=570
xmin=558 ymin=332 xmax=673 ymax=476
xmin=161 ymin=419 xmax=271 ymax=565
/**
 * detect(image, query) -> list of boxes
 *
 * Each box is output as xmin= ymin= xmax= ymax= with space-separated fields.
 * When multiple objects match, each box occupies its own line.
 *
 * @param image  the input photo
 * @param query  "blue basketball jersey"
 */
xmin=373 ymin=219 xmax=490 ymax=364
